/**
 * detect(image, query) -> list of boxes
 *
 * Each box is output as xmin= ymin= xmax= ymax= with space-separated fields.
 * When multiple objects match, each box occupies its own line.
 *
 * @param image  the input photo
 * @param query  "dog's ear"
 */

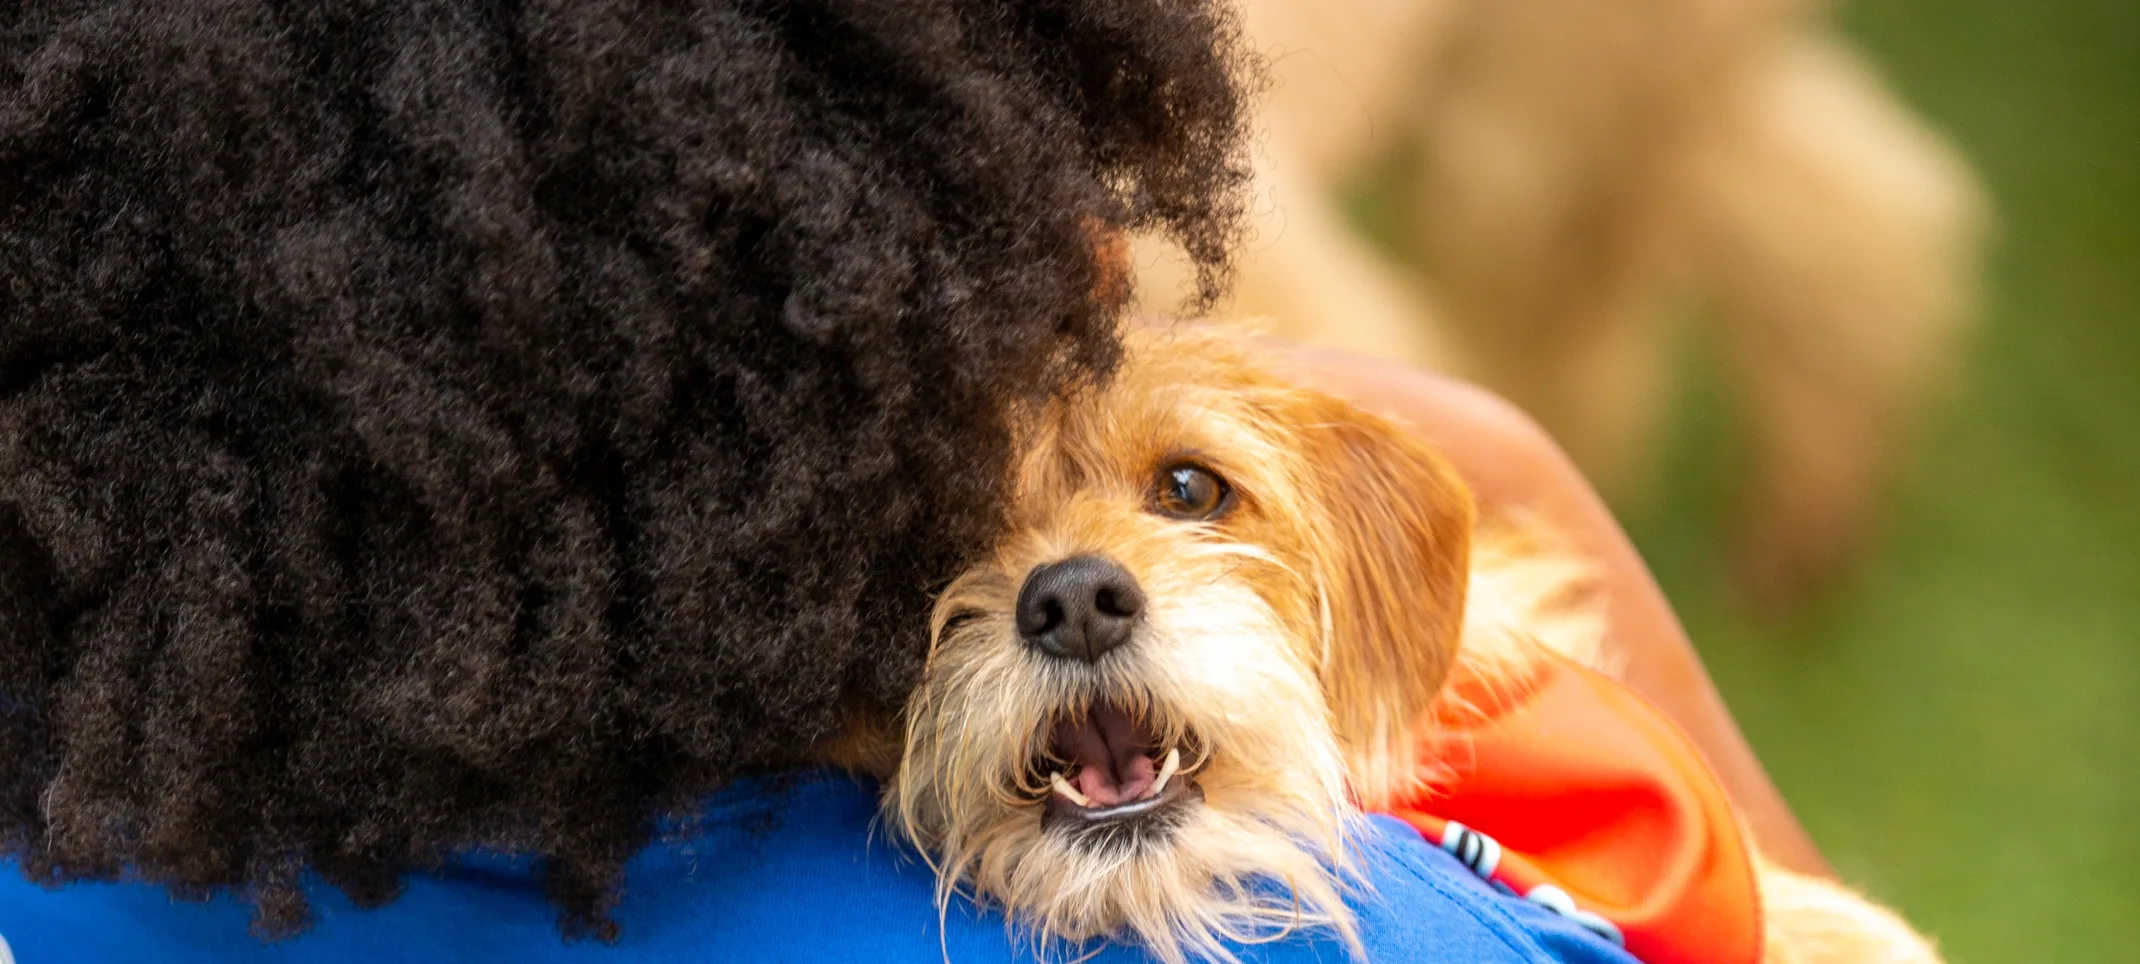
xmin=1290 ymin=390 xmax=1475 ymax=808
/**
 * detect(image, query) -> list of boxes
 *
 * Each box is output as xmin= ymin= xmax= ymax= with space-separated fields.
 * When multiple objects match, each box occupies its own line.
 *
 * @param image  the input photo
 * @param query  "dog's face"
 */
xmin=890 ymin=329 xmax=1476 ymax=962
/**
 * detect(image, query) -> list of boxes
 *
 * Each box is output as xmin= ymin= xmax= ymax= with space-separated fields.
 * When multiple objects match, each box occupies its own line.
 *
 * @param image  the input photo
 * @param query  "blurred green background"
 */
xmin=1618 ymin=2 xmax=2140 ymax=962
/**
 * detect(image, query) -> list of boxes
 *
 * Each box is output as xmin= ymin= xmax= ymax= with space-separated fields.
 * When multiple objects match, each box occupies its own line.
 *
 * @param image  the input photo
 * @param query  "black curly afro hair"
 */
xmin=0 ymin=0 xmax=1250 ymax=938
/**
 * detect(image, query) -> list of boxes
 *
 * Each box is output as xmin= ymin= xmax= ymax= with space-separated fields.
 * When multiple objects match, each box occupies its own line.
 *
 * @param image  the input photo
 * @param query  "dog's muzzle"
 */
xmin=1012 ymin=556 xmax=1202 ymax=836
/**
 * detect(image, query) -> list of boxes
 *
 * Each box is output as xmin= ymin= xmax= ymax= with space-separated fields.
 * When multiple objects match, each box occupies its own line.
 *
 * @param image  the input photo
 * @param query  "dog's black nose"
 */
xmin=1015 ymin=555 xmax=1145 ymax=662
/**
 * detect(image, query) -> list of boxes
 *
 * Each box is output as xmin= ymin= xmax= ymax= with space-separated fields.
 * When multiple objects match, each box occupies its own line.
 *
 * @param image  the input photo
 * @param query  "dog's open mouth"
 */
xmin=1037 ymin=701 xmax=1203 ymax=832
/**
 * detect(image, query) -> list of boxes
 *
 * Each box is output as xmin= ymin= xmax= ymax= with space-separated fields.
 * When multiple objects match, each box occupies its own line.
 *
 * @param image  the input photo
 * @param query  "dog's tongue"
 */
xmin=1054 ymin=703 xmax=1158 ymax=807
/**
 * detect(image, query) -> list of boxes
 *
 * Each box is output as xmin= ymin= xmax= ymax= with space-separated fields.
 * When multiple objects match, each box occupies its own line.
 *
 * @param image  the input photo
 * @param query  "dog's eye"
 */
xmin=1153 ymin=463 xmax=1232 ymax=520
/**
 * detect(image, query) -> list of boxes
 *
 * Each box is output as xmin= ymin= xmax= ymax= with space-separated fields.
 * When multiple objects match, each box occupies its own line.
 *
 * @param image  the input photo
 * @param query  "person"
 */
xmin=0 ymin=0 xmax=1822 ymax=959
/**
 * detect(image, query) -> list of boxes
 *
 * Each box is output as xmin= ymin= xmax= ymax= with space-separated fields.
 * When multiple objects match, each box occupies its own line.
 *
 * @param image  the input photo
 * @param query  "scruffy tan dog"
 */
xmin=886 ymin=327 xmax=1940 ymax=963
xmin=1133 ymin=0 xmax=1986 ymax=607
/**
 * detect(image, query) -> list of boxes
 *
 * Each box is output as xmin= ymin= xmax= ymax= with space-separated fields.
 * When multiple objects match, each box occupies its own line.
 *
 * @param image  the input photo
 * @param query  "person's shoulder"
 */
xmin=1298 ymin=815 xmax=1641 ymax=964
xmin=0 ymin=773 xmax=941 ymax=964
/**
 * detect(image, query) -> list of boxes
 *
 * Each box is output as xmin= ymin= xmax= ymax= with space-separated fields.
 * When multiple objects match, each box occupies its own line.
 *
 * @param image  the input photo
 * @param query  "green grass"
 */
xmin=1620 ymin=2 xmax=2140 ymax=962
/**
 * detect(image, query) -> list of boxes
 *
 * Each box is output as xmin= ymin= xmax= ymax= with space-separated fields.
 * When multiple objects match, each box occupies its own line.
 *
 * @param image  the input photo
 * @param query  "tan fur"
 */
xmin=1759 ymin=855 xmax=1945 ymax=964
xmin=1130 ymin=0 xmax=1985 ymax=607
xmin=888 ymin=326 xmax=1942 ymax=963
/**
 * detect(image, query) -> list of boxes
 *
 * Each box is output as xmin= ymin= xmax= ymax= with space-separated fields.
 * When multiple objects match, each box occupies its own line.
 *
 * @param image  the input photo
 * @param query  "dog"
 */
xmin=1130 ymin=0 xmax=1986 ymax=609
xmin=885 ymin=325 xmax=1942 ymax=963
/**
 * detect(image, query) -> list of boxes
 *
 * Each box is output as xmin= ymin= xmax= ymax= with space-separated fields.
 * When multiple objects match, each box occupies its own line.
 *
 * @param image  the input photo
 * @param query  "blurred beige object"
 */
xmin=1133 ymin=0 xmax=1462 ymax=367
xmin=1137 ymin=0 xmax=1986 ymax=610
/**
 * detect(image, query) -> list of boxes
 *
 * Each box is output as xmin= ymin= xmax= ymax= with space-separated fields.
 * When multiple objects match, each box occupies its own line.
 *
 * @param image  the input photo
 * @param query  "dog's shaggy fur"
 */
xmin=0 ymin=0 xmax=1253 ymax=938
xmin=893 ymin=326 xmax=1942 ymax=964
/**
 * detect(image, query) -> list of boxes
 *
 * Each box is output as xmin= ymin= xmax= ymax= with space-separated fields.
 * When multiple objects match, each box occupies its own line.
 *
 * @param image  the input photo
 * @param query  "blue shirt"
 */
xmin=0 ymin=772 xmax=1636 ymax=963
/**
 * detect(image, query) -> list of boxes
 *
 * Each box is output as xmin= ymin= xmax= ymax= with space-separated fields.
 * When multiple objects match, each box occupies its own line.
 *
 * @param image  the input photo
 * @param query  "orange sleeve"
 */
xmin=1382 ymin=654 xmax=1764 ymax=964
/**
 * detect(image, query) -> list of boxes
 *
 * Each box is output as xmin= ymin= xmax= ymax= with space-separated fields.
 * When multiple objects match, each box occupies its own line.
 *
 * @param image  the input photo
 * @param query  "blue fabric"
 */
xmin=0 ymin=772 xmax=1637 ymax=963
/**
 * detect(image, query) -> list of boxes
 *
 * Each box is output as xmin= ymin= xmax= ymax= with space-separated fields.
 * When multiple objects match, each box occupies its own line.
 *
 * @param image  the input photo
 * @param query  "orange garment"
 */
xmin=1381 ymin=652 xmax=1763 ymax=964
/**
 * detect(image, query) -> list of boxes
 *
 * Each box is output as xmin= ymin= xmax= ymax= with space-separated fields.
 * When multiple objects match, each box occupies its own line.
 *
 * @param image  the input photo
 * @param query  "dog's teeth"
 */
xmin=1050 ymin=772 xmax=1093 ymax=808
xmin=1151 ymin=747 xmax=1181 ymax=796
